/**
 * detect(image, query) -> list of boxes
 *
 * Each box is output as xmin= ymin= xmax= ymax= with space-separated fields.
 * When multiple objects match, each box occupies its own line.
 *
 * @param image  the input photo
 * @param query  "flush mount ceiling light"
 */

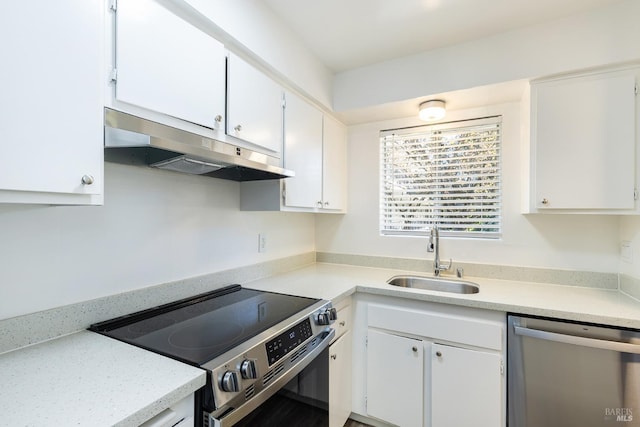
xmin=418 ymin=99 xmax=446 ymax=121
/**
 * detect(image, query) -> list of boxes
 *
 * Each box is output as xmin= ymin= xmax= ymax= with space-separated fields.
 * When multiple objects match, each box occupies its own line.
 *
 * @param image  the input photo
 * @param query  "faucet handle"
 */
xmin=442 ymin=258 xmax=452 ymax=271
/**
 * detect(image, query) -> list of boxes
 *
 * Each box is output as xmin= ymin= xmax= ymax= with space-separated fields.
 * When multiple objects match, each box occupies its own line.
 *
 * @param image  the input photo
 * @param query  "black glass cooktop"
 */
xmin=89 ymin=285 xmax=319 ymax=366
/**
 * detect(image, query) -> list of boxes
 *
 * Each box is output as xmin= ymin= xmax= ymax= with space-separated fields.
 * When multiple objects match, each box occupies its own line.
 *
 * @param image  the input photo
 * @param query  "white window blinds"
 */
xmin=380 ymin=117 xmax=502 ymax=238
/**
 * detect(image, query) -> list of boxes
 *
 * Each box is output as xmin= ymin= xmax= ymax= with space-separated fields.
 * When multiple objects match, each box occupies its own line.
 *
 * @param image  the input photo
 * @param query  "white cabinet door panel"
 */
xmin=431 ymin=343 xmax=502 ymax=427
xmin=329 ymin=332 xmax=352 ymax=427
xmin=283 ymin=91 xmax=323 ymax=208
xmin=322 ymin=115 xmax=347 ymax=211
xmin=0 ymin=0 xmax=103 ymax=200
xmin=227 ymin=53 xmax=283 ymax=154
xmin=533 ymin=71 xmax=636 ymax=210
xmin=366 ymin=330 xmax=423 ymax=427
xmin=116 ymin=0 xmax=225 ymax=129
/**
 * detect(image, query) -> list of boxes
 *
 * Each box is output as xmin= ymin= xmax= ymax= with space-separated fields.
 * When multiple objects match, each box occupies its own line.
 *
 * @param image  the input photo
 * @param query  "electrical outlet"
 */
xmin=258 ymin=233 xmax=267 ymax=253
xmin=621 ymin=240 xmax=632 ymax=263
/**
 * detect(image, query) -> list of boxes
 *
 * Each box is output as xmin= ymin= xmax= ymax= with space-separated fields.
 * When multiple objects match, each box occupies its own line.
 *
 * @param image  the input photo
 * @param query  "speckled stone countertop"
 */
xmin=247 ymin=263 xmax=640 ymax=329
xmin=2 ymin=260 xmax=639 ymax=427
xmin=0 ymin=331 xmax=205 ymax=427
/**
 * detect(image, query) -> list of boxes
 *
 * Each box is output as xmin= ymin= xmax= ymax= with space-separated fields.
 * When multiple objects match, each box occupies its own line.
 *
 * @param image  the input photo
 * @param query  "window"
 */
xmin=380 ymin=117 xmax=502 ymax=238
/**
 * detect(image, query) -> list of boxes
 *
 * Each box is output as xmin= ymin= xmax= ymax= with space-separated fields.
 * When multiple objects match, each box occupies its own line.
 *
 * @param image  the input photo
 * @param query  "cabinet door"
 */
xmin=283 ymin=91 xmax=323 ymax=208
xmin=227 ymin=53 xmax=283 ymax=155
xmin=322 ymin=115 xmax=348 ymax=211
xmin=366 ymin=330 xmax=423 ymax=427
xmin=0 ymin=0 xmax=103 ymax=204
xmin=115 ymin=0 xmax=225 ymax=130
xmin=431 ymin=343 xmax=502 ymax=427
xmin=532 ymin=70 xmax=637 ymax=210
xmin=329 ymin=332 xmax=352 ymax=427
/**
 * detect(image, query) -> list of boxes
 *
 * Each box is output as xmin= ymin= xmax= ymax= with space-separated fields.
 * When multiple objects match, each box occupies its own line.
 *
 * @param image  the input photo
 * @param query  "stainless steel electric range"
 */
xmin=90 ymin=284 xmax=337 ymax=427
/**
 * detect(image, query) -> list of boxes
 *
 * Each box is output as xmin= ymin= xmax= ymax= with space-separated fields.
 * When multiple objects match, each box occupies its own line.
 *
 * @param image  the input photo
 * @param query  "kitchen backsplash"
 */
xmin=316 ymin=252 xmax=618 ymax=289
xmin=2 ymin=251 xmax=631 ymax=355
xmin=0 ymin=252 xmax=315 ymax=354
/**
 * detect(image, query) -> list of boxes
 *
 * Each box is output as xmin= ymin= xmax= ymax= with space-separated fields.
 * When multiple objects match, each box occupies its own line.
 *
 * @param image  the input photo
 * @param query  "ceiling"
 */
xmin=263 ymin=0 xmax=627 ymax=124
xmin=264 ymin=0 xmax=626 ymax=73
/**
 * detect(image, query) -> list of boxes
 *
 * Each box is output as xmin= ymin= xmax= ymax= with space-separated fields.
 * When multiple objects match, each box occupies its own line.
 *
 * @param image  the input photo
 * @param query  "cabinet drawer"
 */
xmin=333 ymin=304 xmax=351 ymax=342
xmin=368 ymin=303 xmax=502 ymax=351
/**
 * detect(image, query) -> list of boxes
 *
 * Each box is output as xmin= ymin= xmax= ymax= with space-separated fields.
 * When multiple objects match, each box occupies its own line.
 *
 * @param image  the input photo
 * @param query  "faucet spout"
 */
xmin=429 ymin=226 xmax=452 ymax=276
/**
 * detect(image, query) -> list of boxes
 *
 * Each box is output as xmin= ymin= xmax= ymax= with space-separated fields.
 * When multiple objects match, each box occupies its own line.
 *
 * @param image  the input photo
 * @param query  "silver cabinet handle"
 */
xmin=81 ymin=175 xmax=94 ymax=185
xmin=339 ymin=321 xmax=346 ymax=327
xmin=412 ymin=346 xmax=418 ymax=352
xmin=514 ymin=325 xmax=640 ymax=354
xmin=324 ymin=201 xmax=329 ymax=207
xmin=234 ymin=124 xmax=242 ymax=132
xmin=331 ymin=354 xmax=337 ymax=360
xmin=541 ymin=198 xmax=549 ymax=205
xmin=215 ymin=115 xmax=223 ymax=123
xmin=436 ymin=351 xmax=442 ymax=357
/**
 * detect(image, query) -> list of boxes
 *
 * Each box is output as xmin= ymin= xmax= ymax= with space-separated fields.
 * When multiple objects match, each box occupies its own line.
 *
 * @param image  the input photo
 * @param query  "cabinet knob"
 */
xmin=436 ymin=351 xmax=442 ymax=357
xmin=541 ymin=198 xmax=549 ymax=205
xmin=339 ymin=321 xmax=346 ymax=327
xmin=234 ymin=124 xmax=242 ymax=132
xmin=81 ymin=175 xmax=94 ymax=185
xmin=412 ymin=346 xmax=418 ymax=352
xmin=317 ymin=201 xmax=323 ymax=208
xmin=215 ymin=115 xmax=223 ymax=123
xmin=331 ymin=354 xmax=337 ymax=360
xmin=324 ymin=201 xmax=329 ymax=207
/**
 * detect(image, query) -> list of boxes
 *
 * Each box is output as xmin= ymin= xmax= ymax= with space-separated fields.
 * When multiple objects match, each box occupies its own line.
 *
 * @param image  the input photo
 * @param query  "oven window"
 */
xmin=235 ymin=347 xmax=329 ymax=427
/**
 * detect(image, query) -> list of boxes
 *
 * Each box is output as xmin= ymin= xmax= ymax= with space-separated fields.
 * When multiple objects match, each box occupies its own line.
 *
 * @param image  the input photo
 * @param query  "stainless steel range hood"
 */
xmin=104 ymin=108 xmax=294 ymax=181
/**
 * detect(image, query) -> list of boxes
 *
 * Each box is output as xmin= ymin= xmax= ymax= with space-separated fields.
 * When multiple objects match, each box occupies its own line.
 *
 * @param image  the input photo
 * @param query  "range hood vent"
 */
xmin=104 ymin=108 xmax=293 ymax=181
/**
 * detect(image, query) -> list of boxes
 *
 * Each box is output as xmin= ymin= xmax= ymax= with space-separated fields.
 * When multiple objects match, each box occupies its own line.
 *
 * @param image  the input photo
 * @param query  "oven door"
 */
xmin=207 ymin=328 xmax=334 ymax=427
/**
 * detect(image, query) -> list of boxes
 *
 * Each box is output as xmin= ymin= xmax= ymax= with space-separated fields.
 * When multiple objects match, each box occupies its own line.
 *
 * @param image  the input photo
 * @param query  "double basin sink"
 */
xmin=387 ymin=275 xmax=479 ymax=294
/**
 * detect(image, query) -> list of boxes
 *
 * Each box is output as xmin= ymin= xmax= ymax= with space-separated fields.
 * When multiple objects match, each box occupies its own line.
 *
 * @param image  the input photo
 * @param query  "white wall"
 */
xmin=0 ymin=163 xmax=315 ymax=320
xmin=315 ymin=102 xmax=621 ymax=272
xmin=333 ymin=0 xmax=640 ymax=111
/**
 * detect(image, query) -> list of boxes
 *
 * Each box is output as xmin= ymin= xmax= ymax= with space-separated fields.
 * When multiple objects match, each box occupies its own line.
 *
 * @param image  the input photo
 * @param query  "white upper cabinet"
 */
xmin=282 ymin=90 xmax=323 ymax=208
xmin=530 ymin=65 xmax=639 ymax=213
xmin=112 ymin=0 xmax=225 ymax=131
xmin=322 ymin=115 xmax=348 ymax=211
xmin=239 ymin=93 xmax=347 ymax=213
xmin=226 ymin=52 xmax=283 ymax=155
xmin=0 ymin=0 xmax=103 ymax=204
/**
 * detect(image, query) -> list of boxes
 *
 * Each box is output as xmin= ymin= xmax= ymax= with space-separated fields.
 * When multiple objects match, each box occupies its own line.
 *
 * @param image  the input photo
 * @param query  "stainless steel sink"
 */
xmin=387 ymin=275 xmax=480 ymax=294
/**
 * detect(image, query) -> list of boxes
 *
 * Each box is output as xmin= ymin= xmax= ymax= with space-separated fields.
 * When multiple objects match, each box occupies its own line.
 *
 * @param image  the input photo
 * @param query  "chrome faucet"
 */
xmin=427 ymin=226 xmax=452 ymax=276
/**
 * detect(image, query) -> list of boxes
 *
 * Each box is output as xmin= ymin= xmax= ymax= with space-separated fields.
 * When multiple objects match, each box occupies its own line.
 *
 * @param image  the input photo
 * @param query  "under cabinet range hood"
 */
xmin=103 ymin=108 xmax=293 ymax=181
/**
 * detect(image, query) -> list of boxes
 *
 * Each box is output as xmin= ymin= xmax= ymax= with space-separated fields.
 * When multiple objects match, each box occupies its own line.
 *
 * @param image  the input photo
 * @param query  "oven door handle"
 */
xmin=210 ymin=327 xmax=336 ymax=427
xmin=514 ymin=325 xmax=640 ymax=354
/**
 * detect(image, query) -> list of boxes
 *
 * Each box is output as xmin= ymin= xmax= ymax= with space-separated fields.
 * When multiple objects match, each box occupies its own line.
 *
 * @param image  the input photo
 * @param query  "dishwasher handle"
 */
xmin=514 ymin=325 xmax=640 ymax=354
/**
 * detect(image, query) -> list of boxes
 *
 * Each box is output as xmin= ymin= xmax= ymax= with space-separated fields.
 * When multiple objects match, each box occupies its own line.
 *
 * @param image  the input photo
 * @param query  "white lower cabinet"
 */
xmin=366 ymin=330 xmax=423 ymax=427
xmin=431 ymin=343 xmax=502 ymax=427
xmin=330 ymin=331 xmax=353 ymax=427
xmin=356 ymin=296 xmax=506 ymax=427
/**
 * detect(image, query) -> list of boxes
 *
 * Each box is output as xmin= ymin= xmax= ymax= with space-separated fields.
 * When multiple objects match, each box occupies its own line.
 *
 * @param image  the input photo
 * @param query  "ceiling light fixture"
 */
xmin=418 ymin=100 xmax=446 ymax=121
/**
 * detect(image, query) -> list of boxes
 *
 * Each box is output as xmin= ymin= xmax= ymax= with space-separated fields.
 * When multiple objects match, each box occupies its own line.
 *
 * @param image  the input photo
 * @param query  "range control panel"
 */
xmin=265 ymin=318 xmax=313 ymax=365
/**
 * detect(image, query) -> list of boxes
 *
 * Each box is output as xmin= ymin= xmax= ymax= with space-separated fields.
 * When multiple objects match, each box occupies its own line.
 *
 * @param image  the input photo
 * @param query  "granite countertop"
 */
xmin=0 ymin=331 xmax=206 ymax=427
xmin=247 ymin=263 xmax=640 ymax=329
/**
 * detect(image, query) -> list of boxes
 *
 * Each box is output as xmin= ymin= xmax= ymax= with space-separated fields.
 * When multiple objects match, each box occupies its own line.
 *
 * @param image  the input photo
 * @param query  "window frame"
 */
xmin=379 ymin=116 xmax=503 ymax=239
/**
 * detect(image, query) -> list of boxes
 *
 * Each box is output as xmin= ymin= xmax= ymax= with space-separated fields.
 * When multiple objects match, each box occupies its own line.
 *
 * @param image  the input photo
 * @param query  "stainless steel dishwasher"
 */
xmin=508 ymin=314 xmax=640 ymax=427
